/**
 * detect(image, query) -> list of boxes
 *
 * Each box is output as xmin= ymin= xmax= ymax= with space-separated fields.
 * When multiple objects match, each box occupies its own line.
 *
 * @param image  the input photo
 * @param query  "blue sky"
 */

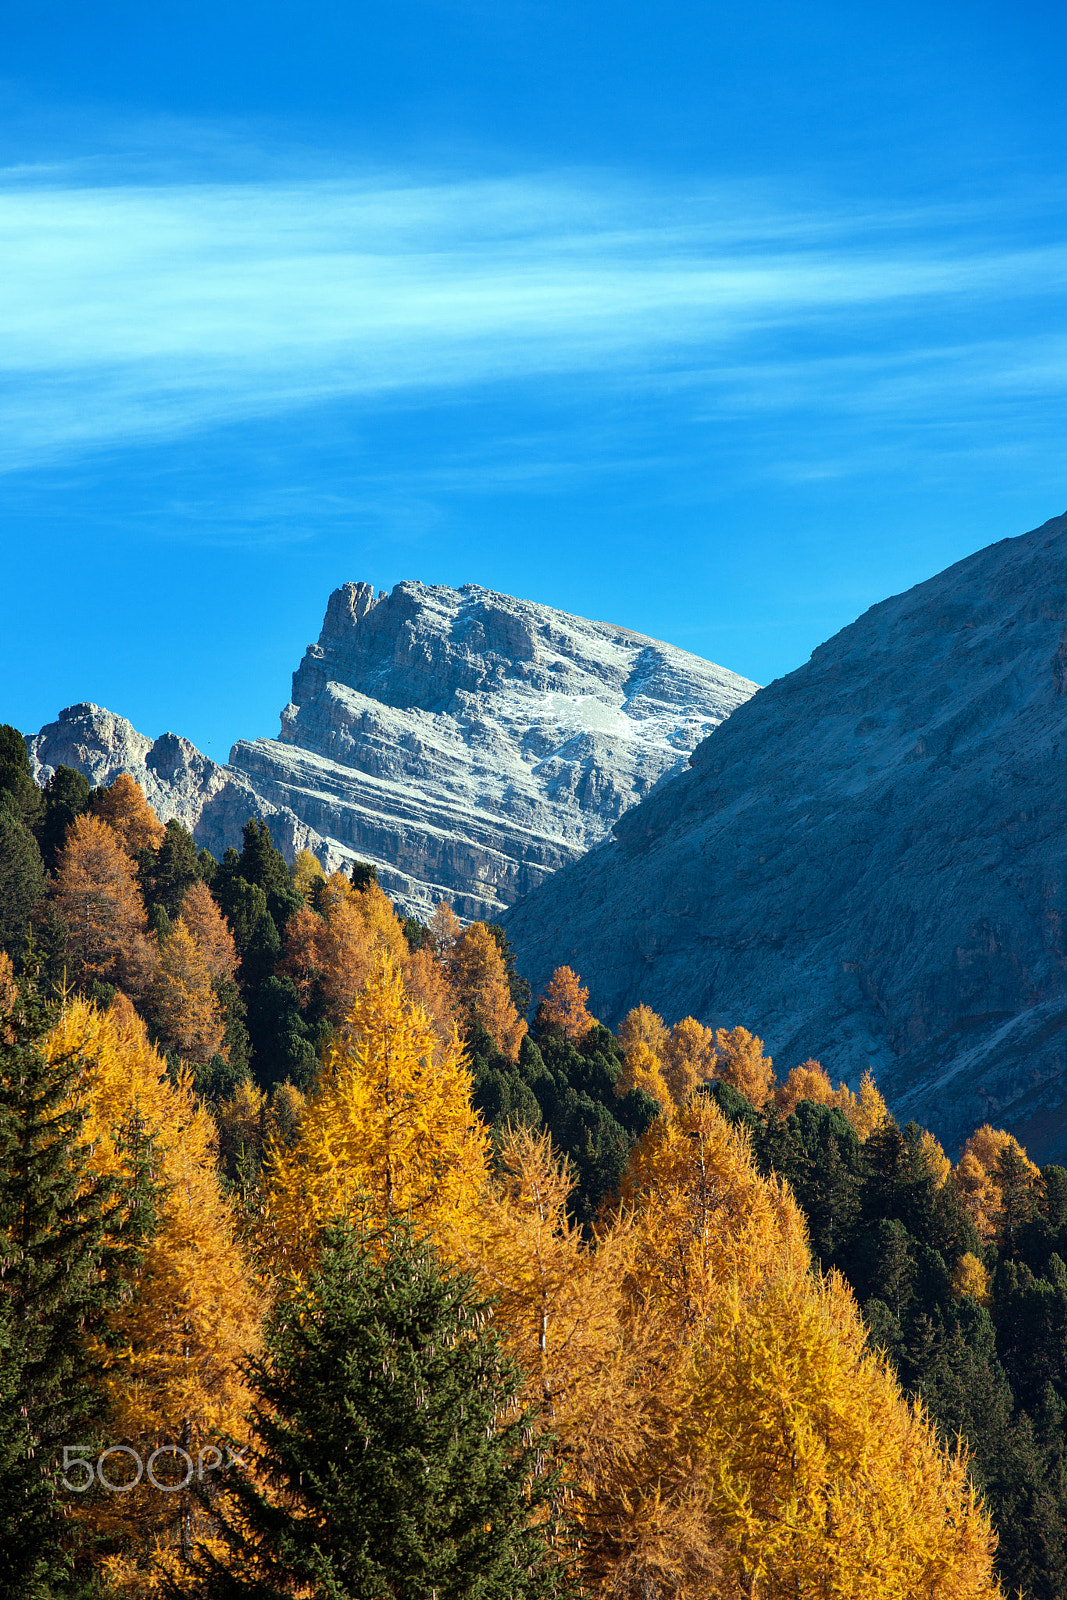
xmin=3 ymin=0 xmax=1066 ymax=758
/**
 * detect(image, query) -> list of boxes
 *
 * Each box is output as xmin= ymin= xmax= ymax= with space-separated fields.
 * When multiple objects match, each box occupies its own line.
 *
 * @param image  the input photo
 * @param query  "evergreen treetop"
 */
xmin=171 ymin=1223 xmax=569 ymax=1600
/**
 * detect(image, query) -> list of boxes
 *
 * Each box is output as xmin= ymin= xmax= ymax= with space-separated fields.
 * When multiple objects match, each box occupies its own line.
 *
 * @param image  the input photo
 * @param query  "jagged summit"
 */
xmin=28 ymin=702 xmax=323 ymax=864
xmin=229 ymin=578 xmax=757 ymax=918
xmin=503 ymin=510 xmax=1067 ymax=1160
xmin=27 ymin=581 xmax=756 ymax=923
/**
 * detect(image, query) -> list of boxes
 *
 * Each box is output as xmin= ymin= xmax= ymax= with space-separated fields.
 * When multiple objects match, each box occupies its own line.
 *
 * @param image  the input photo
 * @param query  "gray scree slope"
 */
xmin=29 ymin=581 xmax=755 ymax=923
xmin=228 ymin=580 xmax=756 ymax=919
xmin=503 ymin=511 xmax=1067 ymax=1162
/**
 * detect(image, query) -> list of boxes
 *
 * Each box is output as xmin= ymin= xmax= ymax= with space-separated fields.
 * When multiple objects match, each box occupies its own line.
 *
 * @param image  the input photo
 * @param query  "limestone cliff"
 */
xmin=28 ymin=702 xmax=326 ymax=864
xmin=503 ymin=511 xmax=1067 ymax=1161
xmin=27 ymin=582 xmax=755 ymax=922
xmin=229 ymin=580 xmax=756 ymax=919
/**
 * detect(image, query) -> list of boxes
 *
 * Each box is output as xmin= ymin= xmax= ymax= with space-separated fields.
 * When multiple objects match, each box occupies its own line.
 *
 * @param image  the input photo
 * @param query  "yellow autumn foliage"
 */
xmin=615 ymin=1005 xmax=674 ymax=1111
xmin=616 ymin=1035 xmax=673 ymax=1113
xmin=849 ymin=1067 xmax=892 ymax=1139
xmin=696 ymin=1265 xmax=998 ymax=1598
xmin=290 ymin=845 xmax=325 ymax=900
xmin=952 ymin=1251 xmax=992 ymax=1307
xmin=260 ymin=957 xmax=490 ymax=1280
xmin=776 ymin=1058 xmax=838 ymax=1116
xmin=774 ymin=1060 xmax=894 ymax=1144
xmin=464 ymin=1095 xmax=998 ymax=1597
xmin=608 ymin=1097 xmax=997 ymax=1598
xmin=714 ymin=1024 xmax=776 ymax=1108
xmin=617 ymin=1003 xmax=670 ymax=1061
xmin=448 ymin=921 xmax=527 ymax=1062
xmin=954 ymin=1124 xmax=1040 ymax=1243
xmin=662 ymin=1015 xmax=717 ymax=1104
xmin=45 ymin=995 xmax=261 ymax=1584
xmin=918 ymin=1126 xmax=953 ymax=1189
xmin=145 ymin=917 xmax=225 ymax=1065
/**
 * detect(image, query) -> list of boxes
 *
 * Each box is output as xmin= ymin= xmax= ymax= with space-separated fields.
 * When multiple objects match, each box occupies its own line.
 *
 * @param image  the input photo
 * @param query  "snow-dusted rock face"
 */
xmin=229 ymin=580 xmax=757 ymax=919
xmin=503 ymin=511 xmax=1067 ymax=1162
xmin=28 ymin=703 xmax=329 ymax=866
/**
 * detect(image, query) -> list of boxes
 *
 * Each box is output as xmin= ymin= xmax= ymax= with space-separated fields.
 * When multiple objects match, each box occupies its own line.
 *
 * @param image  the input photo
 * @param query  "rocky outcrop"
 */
xmin=503 ymin=511 xmax=1067 ymax=1162
xmin=229 ymin=581 xmax=756 ymax=919
xmin=26 ymin=583 xmax=755 ymax=922
xmin=28 ymin=703 xmax=328 ymax=865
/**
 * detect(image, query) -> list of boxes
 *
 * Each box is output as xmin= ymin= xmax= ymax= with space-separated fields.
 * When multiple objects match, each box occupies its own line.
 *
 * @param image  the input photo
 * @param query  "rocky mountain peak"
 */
xmin=27 ymin=581 xmax=756 ymax=927
xmin=232 ymin=578 xmax=757 ymax=919
xmin=28 ymin=704 xmax=330 ymax=866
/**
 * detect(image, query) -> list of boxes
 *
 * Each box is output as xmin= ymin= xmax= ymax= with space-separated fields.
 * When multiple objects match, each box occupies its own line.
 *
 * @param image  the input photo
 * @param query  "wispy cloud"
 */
xmin=2 ymin=168 xmax=1065 ymax=471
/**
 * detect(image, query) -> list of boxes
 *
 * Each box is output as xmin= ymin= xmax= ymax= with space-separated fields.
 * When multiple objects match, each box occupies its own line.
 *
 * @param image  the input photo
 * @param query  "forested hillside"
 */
xmin=1 ymin=722 xmax=1059 ymax=1596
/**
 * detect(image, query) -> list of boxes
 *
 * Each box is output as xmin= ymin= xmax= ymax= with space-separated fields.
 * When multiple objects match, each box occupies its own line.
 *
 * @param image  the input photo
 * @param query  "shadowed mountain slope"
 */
xmin=504 ymin=511 xmax=1067 ymax=1160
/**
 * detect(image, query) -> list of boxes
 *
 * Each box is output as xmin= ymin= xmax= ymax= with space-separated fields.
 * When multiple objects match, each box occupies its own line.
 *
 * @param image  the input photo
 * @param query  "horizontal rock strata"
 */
xmin=27 ymin=581 xmax=755 ymax=923
xmin=229 ymin=580 xmax=756 ymax=919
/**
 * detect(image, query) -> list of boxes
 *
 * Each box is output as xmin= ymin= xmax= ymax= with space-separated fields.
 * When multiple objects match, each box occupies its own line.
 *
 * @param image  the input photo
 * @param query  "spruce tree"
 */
xmin=173 ymin=1224 xmax=568 ymax=1600
xmin=0 ymin=977 xmax=156 ymax=1596
xmin=35 ymin=766 xmax=92 ymax=872
xmin=0 ymin=724 xmax=42 ymax=831
xmin=0 ymin=807 xmax=46 ymax=962
xmin=237 ymin=820 xmax=301 ymax=931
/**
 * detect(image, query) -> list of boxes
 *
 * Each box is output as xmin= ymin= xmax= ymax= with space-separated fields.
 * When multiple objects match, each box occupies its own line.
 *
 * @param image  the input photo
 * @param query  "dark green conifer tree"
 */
xmin=0 ymin=977 xmax=156 ymax=1596
xmin=0 ymin=807 xmax=46 ymax=963
xmin=237 ymin=820 xmax=301 ymax=931
xmin=348 ymin=858 xmax=378 ymax=892
xmin=35 ymin=766 xmax=91 ymax=872
xmin=139 ymin=818 xmax=203 ymax=919
xmin=0 ymin=725 xmax=42 ymax=831
xmin=171 ymin=1224 xmax=568 ymax=1600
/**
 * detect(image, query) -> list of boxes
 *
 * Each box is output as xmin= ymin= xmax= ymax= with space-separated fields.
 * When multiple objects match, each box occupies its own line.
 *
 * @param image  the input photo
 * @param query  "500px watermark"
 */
xmin=61 ymin=1444 xmax=246 ymax=1493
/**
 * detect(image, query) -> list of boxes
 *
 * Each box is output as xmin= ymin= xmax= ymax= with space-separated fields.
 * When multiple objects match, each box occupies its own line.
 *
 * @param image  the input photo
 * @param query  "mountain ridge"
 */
xmin=503 ymin=510 xmax=1067 ymax=1160
xmin=28 ymin=579 xmax=756 ymax=921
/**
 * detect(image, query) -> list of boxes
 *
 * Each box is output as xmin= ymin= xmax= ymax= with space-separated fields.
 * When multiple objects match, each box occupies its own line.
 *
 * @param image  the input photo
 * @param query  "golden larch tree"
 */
xmin=714 ymin=1024 xmax=776 ymax=1108
xmin=917 ymin=1126 xmax=952 ymax=1189
xmin=468 ymin=1127 xmax=632 ymax=1429
xmin=53 ymin=814 xmax=157 ymax=997
xmin=449 ymin=921 xmax=527 ymax=1062
xmin=469 ymin=1122 xmax=725 ymax=1598
xmin=776 ymin=1058 xmax=837 ymax=1116
xmin=401 ymin=941 xmax=460 ymax=1052
xmin=312 ymin=873 xmax=374 ymax=1021
xmin=849 ymin=1067 xmax=892 ymax=1138
xmin=146 ymin=917 xmax=226 ymax=1065
xmin=260 ymin=957 xmax=490 ymax=1279
xmin=616 ymin=1037 xmax=672 ymax=1114
xmin=46 ymin=994 xmax=262 ymax=1587
xmin=663 ymin=1015 xmax=718 ymax=1105
xmin=539 ymin=965 xmax=596 ymax=1040
xmin=178 ymin=877 xmax=238 ymax=981
xmin=617 ymin=1003 xmax=670 ymax=1061
xmin=89 ymin=772 xmax=166 ymax=857
xmin=290 ymin=846 xmax=324 ymax=901
xmin=355 ymin=877 xmax=408 ymax=960
xmin=427 ymin=898 xmax=463 ymax=959
xmin=311 ymin=872 xmax=408 ymax=1026
xmin=279 ymin=903 xmax=325 ymax=1007
xmin=954 ymin=1123 xmax=1040 ymax=1243
xmin=615 ymin=1004 xmax=672 ymax=1110
xmin=0 ymin=948 xmax=15 ymax=1011
xmin=952 ymin=1251 xmax=992 ymax=1306
xmin=616 ymin=1095 xmax=1001 ymax=1600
